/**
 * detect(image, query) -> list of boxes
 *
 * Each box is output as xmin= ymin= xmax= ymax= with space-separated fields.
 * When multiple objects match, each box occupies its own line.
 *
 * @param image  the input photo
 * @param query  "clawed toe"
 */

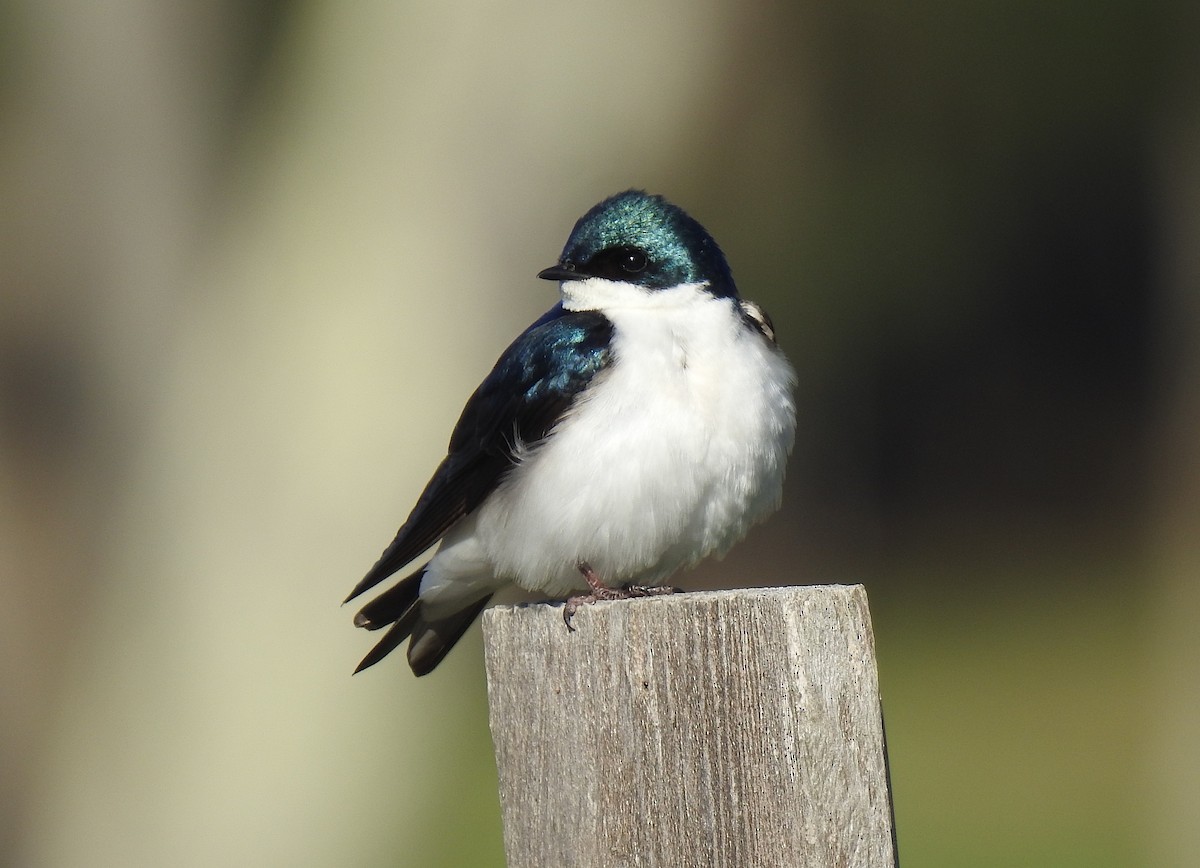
xmin=561 ymin=567 xmax=681 ymax=631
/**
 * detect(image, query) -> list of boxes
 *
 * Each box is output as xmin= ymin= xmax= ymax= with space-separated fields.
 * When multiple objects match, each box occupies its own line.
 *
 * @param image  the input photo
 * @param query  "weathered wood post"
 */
xmin=483 ymin=584 xmax=898 ymax=868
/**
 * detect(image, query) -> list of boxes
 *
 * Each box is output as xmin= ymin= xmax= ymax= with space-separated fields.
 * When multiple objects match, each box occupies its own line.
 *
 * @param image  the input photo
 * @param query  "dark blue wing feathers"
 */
xmin=344 ymin=305 xmax=613 ymax=603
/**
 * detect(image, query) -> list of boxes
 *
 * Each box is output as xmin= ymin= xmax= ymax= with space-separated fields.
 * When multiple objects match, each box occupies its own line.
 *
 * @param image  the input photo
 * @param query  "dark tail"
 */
xmin=351 ymin=566 xmax=491 ymax=676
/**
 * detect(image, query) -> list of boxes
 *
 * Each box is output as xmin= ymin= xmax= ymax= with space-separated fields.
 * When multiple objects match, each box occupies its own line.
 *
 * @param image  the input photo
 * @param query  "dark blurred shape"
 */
xmin=0 ymin=322 xmax=90 ymax=465
xmin=706 ymin=0 xmax=1183 ymax=587
xmin=869 ymin=144 xmax=1154 ymax=542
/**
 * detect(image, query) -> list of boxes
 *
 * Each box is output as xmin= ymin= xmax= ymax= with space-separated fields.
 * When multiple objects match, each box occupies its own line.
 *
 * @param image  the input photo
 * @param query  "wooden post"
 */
xmin=483 ymin=584 xmax=898 ymax=868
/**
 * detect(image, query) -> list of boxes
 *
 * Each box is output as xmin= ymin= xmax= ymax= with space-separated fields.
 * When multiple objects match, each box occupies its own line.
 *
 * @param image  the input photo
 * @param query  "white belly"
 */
xmin=467 ymin=287 xmax=797 ymax=598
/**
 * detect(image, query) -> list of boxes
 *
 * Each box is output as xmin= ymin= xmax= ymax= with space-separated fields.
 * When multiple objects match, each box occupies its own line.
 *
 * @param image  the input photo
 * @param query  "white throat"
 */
xmin=559 ymin=277 xmax=712 ymax=313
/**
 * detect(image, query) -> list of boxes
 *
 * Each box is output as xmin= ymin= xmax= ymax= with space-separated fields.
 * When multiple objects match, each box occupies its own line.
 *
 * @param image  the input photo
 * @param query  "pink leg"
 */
xmin=562 ymin=562 xmax=679 ymax=631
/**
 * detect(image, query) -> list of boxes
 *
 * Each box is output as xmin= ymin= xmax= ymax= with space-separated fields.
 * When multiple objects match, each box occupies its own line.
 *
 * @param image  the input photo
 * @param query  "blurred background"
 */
xmin=1 ymin=1 xmax=1196 ymax=865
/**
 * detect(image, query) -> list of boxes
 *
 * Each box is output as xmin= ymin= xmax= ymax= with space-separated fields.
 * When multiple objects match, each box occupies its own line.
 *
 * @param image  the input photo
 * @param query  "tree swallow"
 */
xmin=344 ymin=190 xmax=797 ymax=676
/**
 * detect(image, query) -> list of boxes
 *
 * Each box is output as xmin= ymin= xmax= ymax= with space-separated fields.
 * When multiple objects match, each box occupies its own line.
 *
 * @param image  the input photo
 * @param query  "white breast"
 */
xmin=464 ymin=279 xmax=797 ymax=598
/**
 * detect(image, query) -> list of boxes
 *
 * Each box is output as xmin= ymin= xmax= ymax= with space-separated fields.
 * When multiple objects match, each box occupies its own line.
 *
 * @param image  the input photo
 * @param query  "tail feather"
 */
xmin=354 ymin=567 xmax=424 ymax=630
xmin=407 ymin=595 xmax=492 ymax=676
xmin=350 ymin=566 xmax=491 ymax=676
xmin=352 ymin=605 xmax=422 ymax=674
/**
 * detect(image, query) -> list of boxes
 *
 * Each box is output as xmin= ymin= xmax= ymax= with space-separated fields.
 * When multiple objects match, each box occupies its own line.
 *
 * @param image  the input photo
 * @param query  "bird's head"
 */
xmin=538 ymin=190 xmax=737 ymax=308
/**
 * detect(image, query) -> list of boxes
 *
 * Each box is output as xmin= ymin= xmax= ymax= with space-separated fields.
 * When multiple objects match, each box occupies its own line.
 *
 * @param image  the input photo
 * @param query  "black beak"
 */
xmin=537 ymin=264 xmax=586 ymax=282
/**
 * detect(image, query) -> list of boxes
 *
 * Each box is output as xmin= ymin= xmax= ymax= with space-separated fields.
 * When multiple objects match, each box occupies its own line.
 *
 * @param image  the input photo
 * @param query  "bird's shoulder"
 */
xmin=448 ymin=303 xmax=614 ymax=454
xmin=344 ymin=305 xmax=616 ymax=602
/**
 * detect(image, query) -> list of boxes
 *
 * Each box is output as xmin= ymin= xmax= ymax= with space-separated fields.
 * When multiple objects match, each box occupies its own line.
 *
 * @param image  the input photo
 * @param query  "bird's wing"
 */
xmin=343 ymin=305 xmax=614 ymax=603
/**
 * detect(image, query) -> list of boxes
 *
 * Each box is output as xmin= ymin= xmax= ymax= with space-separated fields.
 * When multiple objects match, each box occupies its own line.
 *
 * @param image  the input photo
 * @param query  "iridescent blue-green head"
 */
xmin=538 ymin=190 xmax=737 ymax=298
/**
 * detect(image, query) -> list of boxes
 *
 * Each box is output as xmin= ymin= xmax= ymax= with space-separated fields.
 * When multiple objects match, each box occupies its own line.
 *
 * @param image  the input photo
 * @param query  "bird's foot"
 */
xmin=562 ymin=562 xmax=680 ymax=631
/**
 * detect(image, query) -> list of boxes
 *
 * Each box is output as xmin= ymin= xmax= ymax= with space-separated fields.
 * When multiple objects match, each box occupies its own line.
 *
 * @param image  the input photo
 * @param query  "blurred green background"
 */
xmin=2 ymin=1 xmax=1197 ymax=866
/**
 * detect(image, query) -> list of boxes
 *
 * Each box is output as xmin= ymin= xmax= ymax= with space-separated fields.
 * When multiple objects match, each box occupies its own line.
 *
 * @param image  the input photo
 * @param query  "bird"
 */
xmin=344 ymin=190 xmax=797 ymax=676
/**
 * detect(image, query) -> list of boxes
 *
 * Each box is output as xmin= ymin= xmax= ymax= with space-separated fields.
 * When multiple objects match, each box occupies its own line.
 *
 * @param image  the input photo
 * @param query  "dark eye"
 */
xmin=581 ymin=245 xmax=655 ymax=282
xmin=620 ymin=249 xmax=648 ymax=273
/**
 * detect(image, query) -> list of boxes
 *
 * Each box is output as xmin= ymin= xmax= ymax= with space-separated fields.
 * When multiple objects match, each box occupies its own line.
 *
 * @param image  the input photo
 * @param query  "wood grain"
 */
xmin=483 ymin=585 xmax=897 ymax=867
